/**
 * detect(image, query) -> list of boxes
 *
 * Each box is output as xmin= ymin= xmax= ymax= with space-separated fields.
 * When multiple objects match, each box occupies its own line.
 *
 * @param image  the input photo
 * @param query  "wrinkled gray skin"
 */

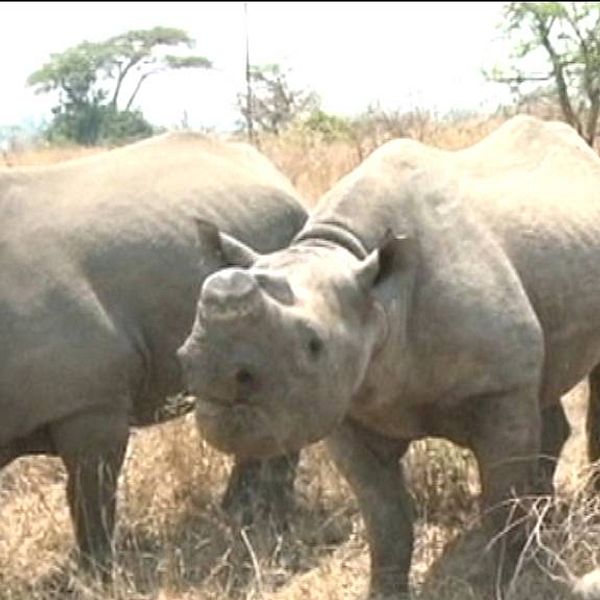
xmin=179 ymin=115 xmax=600 ymax=598
xmin=0 ymin=133 xmax=306 ymax=577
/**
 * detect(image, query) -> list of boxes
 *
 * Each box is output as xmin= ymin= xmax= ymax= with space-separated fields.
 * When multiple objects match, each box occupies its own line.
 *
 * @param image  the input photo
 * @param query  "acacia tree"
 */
xmin=489 ymin=2 xmax=600 ymax=146
xmin=28 ymin=27 xmax=212 ymax=145
xmin=237 ymin=63 xmax=319 ymax=136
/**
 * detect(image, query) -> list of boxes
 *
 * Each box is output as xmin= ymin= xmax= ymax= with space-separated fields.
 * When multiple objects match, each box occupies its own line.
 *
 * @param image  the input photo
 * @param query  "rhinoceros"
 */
xmin=0 ymin=132 xmax=306 ymax=576
xmin=178 ymin=115 xmax=600 ymax=597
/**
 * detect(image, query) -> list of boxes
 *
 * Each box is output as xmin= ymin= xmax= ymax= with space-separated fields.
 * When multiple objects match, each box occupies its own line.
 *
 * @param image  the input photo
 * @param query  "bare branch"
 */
xmin=110 ymin=56 xmax=143 ymax=109
xmin=125 ymin=70 xmax=156 ymax=111
xmin=492 ymin=74 xmax=554 ymax=84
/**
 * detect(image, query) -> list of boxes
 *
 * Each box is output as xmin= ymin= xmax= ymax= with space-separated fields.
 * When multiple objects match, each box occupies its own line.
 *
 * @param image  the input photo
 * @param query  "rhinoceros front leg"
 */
xmin=326 ymin=419 xmax=413 ymax=599
xmin=222 ymin=451 xmax=300 ymax=530
xmin=470 ymin=386 xmax=542 ymax=595
xmin=50 ymin=407 xmax=129 ymax=579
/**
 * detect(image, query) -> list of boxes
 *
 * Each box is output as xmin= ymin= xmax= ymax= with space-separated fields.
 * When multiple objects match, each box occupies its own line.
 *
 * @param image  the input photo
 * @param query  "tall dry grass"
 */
xmin=1 ymin=114 xmax=599 ymax=599
xmin=256 ymin=112 xmax=506 ymax=205
xmin=1 ymin=144 xmax=105 ymax=168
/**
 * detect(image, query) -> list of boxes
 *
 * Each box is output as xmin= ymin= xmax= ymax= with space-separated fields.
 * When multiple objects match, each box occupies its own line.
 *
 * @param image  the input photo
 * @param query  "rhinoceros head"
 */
xmin=177 ymin=219 xmax=415 ymax=459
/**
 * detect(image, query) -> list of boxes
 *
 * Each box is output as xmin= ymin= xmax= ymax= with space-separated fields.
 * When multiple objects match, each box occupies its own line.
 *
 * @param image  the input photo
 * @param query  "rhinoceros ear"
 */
xmin=194 ymin=218 xmax=261 ymax=268
xmin=355 ymin=230 xmax=417 ymax=290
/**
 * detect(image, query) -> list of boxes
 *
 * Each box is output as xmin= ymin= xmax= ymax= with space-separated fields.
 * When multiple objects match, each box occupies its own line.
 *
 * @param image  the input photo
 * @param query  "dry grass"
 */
xmin=0 ymin=386 xmax=595 ymax=600
xmin=0 ymin=419 xmax=359 ymax=599
xmin=1 ymin=144 xmax=105 ymax=167
xmin=256 ymin=114 xmax=506 ymax=205
xmin=2 ymin=115 xmax=599 ymax=599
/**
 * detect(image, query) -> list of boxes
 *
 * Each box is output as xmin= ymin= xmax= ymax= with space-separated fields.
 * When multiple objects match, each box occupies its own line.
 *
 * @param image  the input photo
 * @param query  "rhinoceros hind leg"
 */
xmin=50 ymin=408 xmax=129 ymax=580
xmin=538 ymin=401 xmax=570 ymax=495
xmin=1 ymin=425 xmax=57 ymax=469
xmin=587 ymin=365 xmax=600 ymax=473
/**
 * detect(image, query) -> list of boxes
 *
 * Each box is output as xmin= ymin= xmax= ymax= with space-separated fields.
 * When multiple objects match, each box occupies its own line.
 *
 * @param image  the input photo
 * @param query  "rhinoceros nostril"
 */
xmin=235 ymin=367 xmax=254 ymax=386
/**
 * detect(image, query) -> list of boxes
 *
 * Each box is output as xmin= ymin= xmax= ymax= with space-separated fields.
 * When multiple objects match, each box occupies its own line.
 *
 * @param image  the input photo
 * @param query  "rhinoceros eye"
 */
xmin=298 ymin=322 xmax=324 ymax=360
xmin=308 ymin=337 xmax=323 ymax=356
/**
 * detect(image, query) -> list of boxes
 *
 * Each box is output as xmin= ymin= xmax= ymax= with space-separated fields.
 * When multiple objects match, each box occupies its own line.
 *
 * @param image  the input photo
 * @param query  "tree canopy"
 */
xmin=489 ymin=2 xmax=600 ymax=146
xmin=237 ymin=63 xmax=320 ymax=136
xmin=28 ymin=27 xmax=212 ymax=145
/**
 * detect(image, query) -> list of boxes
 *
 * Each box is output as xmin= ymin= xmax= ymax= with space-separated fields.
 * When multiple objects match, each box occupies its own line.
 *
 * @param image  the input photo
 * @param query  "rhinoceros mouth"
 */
xmin=188 ymin=393 xmax=246 ymax=414
xmin=193 ymin=394 xmax=286 ymax=458
xmin=194 ymin=395 xmax=225 ymax=415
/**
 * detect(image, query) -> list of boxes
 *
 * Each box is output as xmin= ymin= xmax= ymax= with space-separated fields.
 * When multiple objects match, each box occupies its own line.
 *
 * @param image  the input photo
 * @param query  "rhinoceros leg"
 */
xmin=50 ymin=408 xmax=129 ymax=579
xmin=222 ymin=452 xmax=300 ymax=530
xmin=0 ymin=425 xmax=56 ymax=468
xmin=538 ymin=401 xmax=570 ymax=494
xmin=326 ymin=419 xmax=413 ymax=599
xmin=587 ymin=365 xmax=600 ymax=469
xmin=469 ymin=387 xmax=541 ymax=594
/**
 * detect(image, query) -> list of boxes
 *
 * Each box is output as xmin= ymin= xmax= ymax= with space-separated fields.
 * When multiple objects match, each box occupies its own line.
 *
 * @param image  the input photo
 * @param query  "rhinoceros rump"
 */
xmin=0 ymin=133 xmax=306 ymax=576
xmin=179 ymin=115 xmax=600 ymax=597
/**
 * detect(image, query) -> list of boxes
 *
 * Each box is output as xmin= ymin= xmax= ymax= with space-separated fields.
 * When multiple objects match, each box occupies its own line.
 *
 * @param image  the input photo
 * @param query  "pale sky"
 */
xmin=0 ymin=1 xmax=515 ymax=133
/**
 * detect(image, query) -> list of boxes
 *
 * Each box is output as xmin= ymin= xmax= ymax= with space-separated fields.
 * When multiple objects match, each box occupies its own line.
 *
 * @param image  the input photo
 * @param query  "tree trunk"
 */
xmin=537 ymin=19 xmax=582 ymax=135
xmin=125 ymin=72 xmax=151 ymax=112
xmin=111 ymin=58 xmax=141 ymax=110
xmin=585 ymin=90 xmax=600 ymax=147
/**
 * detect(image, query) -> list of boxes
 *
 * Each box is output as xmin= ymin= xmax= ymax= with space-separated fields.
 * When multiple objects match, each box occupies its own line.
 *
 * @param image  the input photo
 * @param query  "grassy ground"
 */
xmin=1 ymin=117 xmax=599 ymax=599
xmin=0 ymin=385 xmax=593 ymax=599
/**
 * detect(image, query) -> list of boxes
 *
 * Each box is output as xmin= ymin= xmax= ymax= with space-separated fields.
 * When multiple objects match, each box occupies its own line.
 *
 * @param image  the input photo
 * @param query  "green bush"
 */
xmin=301 ymin=110 xmax=353 ymax=142
xmin=99 ymin=109 xmax=154 ymax=145
xmin=44 ymin=105 xmax=154 ymax=146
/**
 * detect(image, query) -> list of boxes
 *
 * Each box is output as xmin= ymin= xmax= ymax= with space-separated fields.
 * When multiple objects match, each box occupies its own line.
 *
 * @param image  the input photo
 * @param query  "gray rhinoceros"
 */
xmin=0 ymin=132 xmax=306 ymax=575
xmin=178 ymin=115 xmax=600 ymax=598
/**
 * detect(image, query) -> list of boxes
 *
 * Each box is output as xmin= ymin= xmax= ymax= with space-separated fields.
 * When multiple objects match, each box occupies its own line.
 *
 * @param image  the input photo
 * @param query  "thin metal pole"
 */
xmin=244 ymin=2 xmax=257 ymax=146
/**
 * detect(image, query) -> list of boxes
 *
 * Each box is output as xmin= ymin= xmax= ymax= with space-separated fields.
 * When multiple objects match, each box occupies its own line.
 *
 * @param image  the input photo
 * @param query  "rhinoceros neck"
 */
xmin=292 ymin=221 xmax=369 ymax=259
